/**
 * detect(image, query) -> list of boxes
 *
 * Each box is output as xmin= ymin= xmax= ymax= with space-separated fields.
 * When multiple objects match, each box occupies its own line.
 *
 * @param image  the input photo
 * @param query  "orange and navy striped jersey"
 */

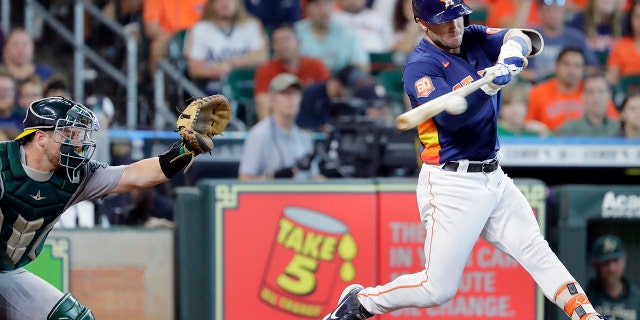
xmin=403 ymin=25 xmax=510 ymax=165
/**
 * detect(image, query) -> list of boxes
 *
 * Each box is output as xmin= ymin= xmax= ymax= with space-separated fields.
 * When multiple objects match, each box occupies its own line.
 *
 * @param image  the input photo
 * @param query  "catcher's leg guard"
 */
xmin=48 ymin=293 xmax=95 ymax=320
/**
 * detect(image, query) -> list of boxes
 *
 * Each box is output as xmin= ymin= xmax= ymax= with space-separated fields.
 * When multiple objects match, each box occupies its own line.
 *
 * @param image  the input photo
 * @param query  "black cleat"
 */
xmin=322 ymin=284 xmax=373 ymax=320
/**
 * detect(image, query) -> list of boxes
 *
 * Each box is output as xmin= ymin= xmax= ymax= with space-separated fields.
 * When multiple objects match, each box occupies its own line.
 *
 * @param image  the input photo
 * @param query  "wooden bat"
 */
xmin=395 ymin=58 xmax=528 ymax=131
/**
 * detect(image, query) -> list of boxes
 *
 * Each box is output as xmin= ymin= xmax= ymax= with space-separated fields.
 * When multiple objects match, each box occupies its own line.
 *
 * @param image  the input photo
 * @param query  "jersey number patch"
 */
xmin=415 ymin=76 xmax=435 ymax=98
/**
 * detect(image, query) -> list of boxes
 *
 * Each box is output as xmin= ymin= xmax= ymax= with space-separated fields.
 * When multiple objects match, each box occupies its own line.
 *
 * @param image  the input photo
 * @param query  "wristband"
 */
xmin=158 ymin=142 xmax=191 ymax=178
xmin=502 ymin=37 xmax=530 ymax=57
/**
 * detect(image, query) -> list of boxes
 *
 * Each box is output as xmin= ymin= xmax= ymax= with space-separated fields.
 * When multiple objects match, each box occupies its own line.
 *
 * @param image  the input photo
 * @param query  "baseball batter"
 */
xmin=322 ymin=0 xmax=611 ymax=319
xmin=0 ymin=96 xmax=226 ymax=319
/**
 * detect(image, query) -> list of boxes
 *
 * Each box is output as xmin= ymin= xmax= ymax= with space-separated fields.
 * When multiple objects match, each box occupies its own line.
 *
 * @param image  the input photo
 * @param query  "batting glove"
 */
xmin=481 ymin=63 xmax=511 ymax=96
xmin=498 ymin=39 xmax=527 ymax=76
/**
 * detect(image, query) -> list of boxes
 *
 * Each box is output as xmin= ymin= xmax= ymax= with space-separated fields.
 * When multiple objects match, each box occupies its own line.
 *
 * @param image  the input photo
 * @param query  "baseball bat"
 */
xmin=395 ymin=58 xmax=528 ymax=131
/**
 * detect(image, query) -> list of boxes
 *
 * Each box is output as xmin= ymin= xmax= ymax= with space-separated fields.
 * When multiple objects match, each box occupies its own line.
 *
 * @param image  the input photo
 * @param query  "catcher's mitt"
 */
xmin=173 ymin=94 xmax=231 ymax=171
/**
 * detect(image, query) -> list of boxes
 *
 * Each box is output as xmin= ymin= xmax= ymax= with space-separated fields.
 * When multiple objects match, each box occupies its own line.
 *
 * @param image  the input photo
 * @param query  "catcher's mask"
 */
xmin=15 ymin=96 xmax=100 ymax=183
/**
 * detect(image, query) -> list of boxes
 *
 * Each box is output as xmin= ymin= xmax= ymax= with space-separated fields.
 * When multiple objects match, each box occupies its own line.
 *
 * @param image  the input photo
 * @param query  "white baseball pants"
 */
xmin=358 ymin=163 xmax=576 ymax=314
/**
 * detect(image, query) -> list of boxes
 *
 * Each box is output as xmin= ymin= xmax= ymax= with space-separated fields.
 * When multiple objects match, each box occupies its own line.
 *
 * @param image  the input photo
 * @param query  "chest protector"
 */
xmin=0 ymin=141 xmax=85 ymax=270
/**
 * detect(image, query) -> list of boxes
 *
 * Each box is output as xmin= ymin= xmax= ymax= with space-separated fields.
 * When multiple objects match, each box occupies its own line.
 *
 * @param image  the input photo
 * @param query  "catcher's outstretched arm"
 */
xmin=108 ymin=157 xmax=169 ymax=194
xmin=108 ymin=95 xmax=232 ymax=194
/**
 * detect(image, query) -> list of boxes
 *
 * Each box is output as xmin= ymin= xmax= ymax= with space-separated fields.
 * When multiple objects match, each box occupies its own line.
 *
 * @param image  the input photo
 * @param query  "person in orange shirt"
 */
xmin=486 ymin=0 xmax=541 ymax=28
xmin=143 ymin=0 xmax=206 ymax=77
xmin=606 ymin=1 xmax=640 ymax=86
xmin=526 ymin=47 xmax=619 ymax=132
xmin=253 ymin=24 xmax=331 ymax=120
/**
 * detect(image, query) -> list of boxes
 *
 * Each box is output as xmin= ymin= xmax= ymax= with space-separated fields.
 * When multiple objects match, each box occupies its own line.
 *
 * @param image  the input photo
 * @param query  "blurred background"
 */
xmin=1 ymin=0 xmax=640 ymax=319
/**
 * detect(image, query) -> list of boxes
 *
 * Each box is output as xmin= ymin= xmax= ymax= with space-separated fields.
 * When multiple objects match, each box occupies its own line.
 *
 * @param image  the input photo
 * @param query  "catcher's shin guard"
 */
xmin=48 ymin=293 xmax=95 ymax=320
xmin=554 ymin=282 xmax=598 ymax=320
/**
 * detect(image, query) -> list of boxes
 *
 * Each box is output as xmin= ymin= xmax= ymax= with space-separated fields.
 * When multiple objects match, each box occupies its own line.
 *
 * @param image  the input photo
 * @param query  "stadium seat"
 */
xmin=614 ymin=74 xmax=640 ymax=108
xmin=376 ymin=68 xmax=405 ymax=105
xmin=469 ymin=8 xmax=488 ymax=25
xmin=620 ymin=74 xmax=640 ymax=95
xmin=369 ymin=52 xmax=396 ymax=75
xmin=167 ymin=29 xmax=188 ymax=74
xmin=595 ymin=50 xmax=610 ymax=66
xmin=222 ymin=68 xmax=258 ymax=126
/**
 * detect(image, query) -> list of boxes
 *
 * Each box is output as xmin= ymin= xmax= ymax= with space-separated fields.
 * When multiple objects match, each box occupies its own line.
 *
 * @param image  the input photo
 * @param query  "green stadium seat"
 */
xmin=167 ymin=29 xmax=188 ymax=74
xmin=614 ymin=74 xmax=640 ymax=108
xmin=369 ymin=52 xmax=396 ymax=75
xmin=376 ymin=68 xmax=406 ymax=111
xmin=469 ymin=8 xmax=488 ymax=25
xmin=222 ymin=68 xmax=258 ymax=126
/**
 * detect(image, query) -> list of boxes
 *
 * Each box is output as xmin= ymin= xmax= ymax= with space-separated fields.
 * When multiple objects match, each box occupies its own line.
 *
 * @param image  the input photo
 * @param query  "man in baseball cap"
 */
xmin=591 ymin=235 xmax=626 ymax=264
xmin=239 ymin=73 xmax=323 ymax=181
xmin=269 ymin=73 xmax=302 ymax=93
xmin=586 ymin=235 xmax=640 ymax=319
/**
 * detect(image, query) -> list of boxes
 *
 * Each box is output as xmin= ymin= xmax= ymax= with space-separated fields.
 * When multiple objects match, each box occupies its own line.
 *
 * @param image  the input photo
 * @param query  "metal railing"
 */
xmin=154 ymin=59 xmax=246 ymax=131
xmin=1 ymin=0 xmax=9 ymax=35
xmin=24 ymin=0 xmax=139 ymax=128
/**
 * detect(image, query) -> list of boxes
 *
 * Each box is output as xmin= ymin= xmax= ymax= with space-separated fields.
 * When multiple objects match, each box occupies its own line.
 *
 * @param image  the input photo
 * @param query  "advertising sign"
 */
xmin=215 ymin=183 xmax=378 ymax=320
xmin=375 ymin=180 xmax=545 ymax=320
xmin=24 ymin=237 xmax=70 ymax=292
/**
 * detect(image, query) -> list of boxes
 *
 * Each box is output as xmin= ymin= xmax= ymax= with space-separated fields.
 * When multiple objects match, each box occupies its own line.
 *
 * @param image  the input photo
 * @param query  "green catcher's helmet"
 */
xmin=16 ymin=96 xmax=100 ymax=183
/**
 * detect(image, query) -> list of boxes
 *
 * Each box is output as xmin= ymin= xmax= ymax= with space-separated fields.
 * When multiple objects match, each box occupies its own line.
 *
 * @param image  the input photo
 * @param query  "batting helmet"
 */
xmin=16 ymin=96 xmax=99 ymax=183
xmin=413 ymin=0 xmax=473 ymax=24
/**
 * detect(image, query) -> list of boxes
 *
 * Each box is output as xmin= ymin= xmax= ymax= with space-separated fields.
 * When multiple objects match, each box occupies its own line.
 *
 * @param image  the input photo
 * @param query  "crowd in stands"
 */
xmin=3 ymin=0 xmax=638 ymax=138
xmin=1 ymin=0 xmax=640 ymax=224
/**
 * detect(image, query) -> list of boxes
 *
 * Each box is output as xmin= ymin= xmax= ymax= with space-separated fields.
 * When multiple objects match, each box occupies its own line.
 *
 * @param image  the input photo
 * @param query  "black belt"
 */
xmin=442 ymin=158 xmax=499 ymax=173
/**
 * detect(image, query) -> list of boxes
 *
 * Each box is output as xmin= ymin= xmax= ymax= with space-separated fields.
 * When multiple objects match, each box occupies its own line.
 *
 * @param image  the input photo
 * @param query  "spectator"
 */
xmin=297 ymin=64 xmax=376 ymax=132
xmin=42 ymin=73 xmax=72 ymax=98
xmin=17 ymin=75 xmax=43 ymax=114
xmin=1 ymin=28 xmax=55 ymax=86
xmin=569 ymin=0 xmax=625 ymax=64
xmin=586 ymin=235 xmax=640 ymax=320
xmin=486 ymin=0 xmax=541 ymax=28
xmin=519 ymin=0 xmax=599 ymax=83
xmin=294 ymin=0 xmax=370 ymax=73
xmin=184 ymin=0 xmax=269 ymax=95
xmin=619 ymin=94 xmax=640 ymax=138
xmin=143 ymin=0 xmax=206 ymax=77
xmin=0 ymin=71 xmax=24 ymax=132
xmin=243 ymin=0 xmax=302 ymax=32
xmin=333 ymin=0 xmax=395 ymax=53
xmin=238 ymin=73 xmax=322 ymax=180
xmin=372 ymin=0 xmax=396 ymax=22
xmin=253 ymin=24 xmax=330 ymax=120
xmin=392 ymin=0 xmax=423 ymax=54
xmin=557 ymin=73 xmax=620 ymax=136
xmin=498 ymin=82 xmax=549 ymax=136
xmin=525 ymin=47 xmax=619 ymax=133
xmin=124 ymin=186 xmax=175 ymax=226
xmin=0 ymin=126 xmax=20 ymax=141
xmin=606 ymin=1 xmax=640 ymax=86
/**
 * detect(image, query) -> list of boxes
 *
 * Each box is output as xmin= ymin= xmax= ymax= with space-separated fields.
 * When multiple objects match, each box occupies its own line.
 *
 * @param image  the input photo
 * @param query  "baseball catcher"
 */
xmin=160 ymin=94 xmax=231 ymax=175
xmin=0 ymin=95 xmax=231 ymax=319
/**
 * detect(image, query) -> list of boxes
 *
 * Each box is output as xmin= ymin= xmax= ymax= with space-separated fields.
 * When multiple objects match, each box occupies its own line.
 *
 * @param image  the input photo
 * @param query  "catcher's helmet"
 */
xmin=413 ymin=0 xmax=473 ymax=24
xmin=16 ymin=96 xmax=99 ymax=183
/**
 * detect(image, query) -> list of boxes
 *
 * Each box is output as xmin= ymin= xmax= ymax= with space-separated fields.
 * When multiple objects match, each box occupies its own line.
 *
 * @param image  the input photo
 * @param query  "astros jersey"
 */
xmin=403 ymin=25 xmax=509 ymax=164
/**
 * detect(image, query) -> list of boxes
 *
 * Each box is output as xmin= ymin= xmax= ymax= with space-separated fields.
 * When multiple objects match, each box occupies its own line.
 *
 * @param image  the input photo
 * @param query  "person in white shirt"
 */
xmin=184 ymin=0 xmax=269 ymax=94
xmin=334 ymin=0 xmax=396 ymax=53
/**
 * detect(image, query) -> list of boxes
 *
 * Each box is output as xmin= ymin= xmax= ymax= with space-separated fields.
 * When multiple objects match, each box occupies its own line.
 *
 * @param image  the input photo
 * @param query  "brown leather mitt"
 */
xmin=173 ymin=94 xmax=231 ymax=171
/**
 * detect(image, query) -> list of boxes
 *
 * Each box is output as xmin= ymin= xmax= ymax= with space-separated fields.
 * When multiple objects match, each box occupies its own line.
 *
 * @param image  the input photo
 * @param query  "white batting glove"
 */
xmin=481 ymin=64 xmax=511 ymax=96
xmin=498 ymin=39 xmax=527 ymax=76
